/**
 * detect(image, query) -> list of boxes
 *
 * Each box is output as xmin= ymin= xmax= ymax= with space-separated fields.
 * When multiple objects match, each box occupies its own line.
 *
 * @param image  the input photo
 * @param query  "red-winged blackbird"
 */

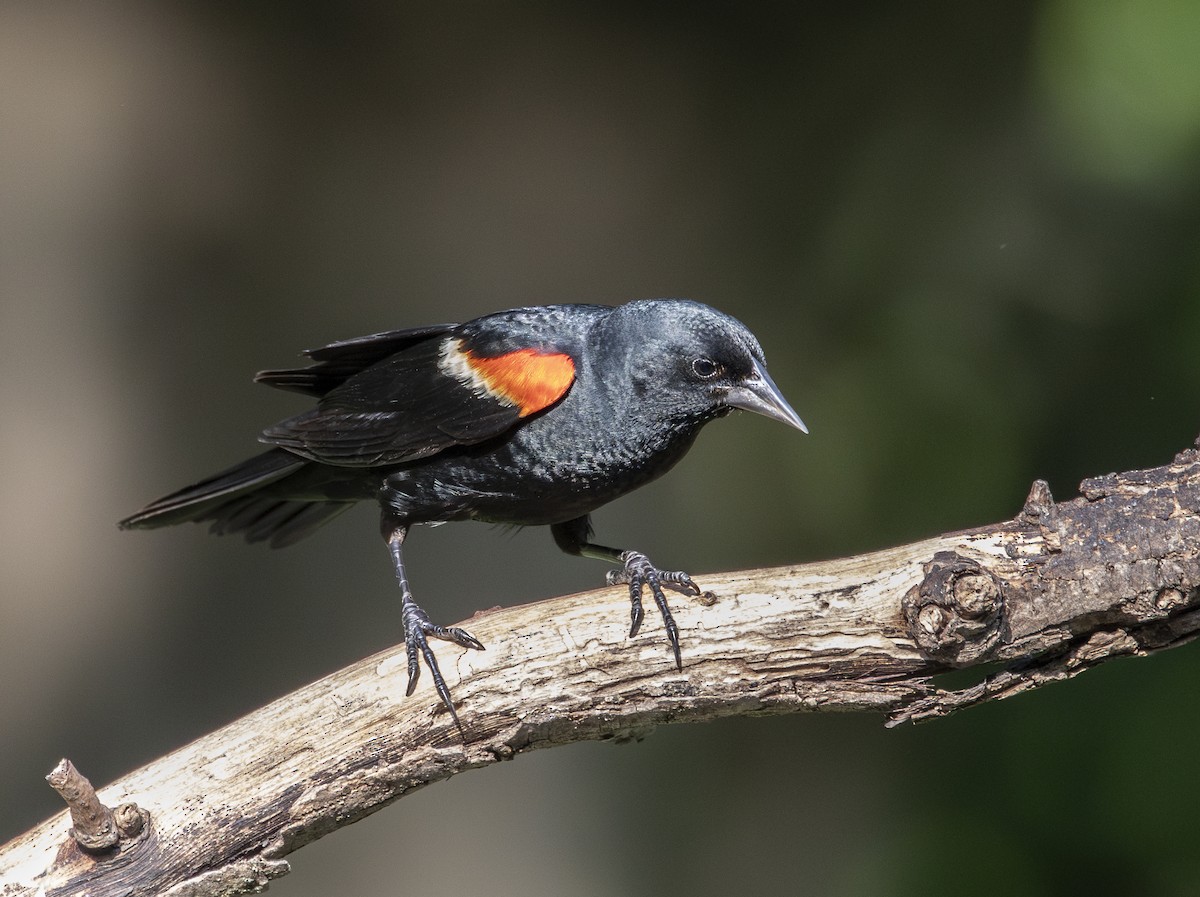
xmin=120 ymin=299 xmax=806 ymax=733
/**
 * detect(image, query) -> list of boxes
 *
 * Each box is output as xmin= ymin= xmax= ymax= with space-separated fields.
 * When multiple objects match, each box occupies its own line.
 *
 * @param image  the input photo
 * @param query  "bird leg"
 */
xmin=383 ymin=520 xmax=484 ymax=736
xmin=551 ymin=515 xmax=705 ymax=670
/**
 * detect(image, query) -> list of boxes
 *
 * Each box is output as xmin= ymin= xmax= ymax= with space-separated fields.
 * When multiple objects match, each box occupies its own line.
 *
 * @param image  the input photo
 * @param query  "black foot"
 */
xmin=401 ymin=598 xmax=485 ymax=737
xmin=606 ymin=550 xmax=703 ymax=670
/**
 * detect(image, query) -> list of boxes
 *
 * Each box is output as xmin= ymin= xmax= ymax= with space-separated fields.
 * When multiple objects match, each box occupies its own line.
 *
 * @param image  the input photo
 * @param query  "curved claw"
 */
xmin=445 ymin=627 xmax=486 ymax=651
xmin=606 ymin=550 xmax=701 ymax=670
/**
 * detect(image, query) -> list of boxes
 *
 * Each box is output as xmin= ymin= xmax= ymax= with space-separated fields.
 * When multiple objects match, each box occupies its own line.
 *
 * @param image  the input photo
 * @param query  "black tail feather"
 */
xmin=119 ymin=448 xmax=349 ymax=547
xmin=209 ymin=494 xmax=354 ymax=547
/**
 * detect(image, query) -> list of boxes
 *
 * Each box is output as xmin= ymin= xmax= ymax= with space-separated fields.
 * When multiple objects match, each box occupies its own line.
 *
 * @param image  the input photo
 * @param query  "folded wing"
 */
xmin=261 ymin=330 xmax=576 ymax=467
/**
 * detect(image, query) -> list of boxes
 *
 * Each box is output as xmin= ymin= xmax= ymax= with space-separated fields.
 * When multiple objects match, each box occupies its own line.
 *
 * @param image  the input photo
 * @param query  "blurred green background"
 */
xmin=3 ymin=2 xmax=1200 ymax=895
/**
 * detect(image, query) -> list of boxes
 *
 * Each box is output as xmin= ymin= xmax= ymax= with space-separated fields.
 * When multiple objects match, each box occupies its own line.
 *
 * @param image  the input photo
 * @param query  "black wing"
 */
xmin=255 ymin=323 xmax=457 ymax=397
xmin=259 ymin=329 xmax=577 ymax=467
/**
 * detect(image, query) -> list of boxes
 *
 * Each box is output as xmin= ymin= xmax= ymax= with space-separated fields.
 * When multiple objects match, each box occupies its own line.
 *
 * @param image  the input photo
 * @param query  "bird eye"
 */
xmin=691 ymin=357 xmax=721 ymax=379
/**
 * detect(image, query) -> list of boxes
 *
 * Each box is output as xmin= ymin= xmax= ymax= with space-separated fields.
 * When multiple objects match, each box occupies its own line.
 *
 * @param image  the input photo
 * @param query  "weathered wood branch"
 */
xmin=5 ymin=443 xmax=1200 ymax=897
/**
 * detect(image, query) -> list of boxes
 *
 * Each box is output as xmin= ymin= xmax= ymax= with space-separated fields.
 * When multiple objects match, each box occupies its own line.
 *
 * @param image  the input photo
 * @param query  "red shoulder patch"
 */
xmin=458 ymin=346 xmax=575 ymax=416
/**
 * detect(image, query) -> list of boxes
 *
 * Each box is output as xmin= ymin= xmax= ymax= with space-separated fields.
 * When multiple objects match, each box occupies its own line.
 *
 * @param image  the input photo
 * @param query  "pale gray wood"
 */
xmin=4 ymin=444 xmax=1199 ymax=897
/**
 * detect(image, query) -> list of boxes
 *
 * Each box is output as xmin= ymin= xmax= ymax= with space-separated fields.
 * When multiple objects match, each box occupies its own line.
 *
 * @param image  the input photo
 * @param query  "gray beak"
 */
xmin=724 ymin=359 xmax=808 ymax=433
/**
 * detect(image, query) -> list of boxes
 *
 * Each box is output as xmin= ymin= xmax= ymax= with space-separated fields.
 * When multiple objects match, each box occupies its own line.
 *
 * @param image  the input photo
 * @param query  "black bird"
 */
xmin=120 ymin=299 xmax=806 ymax=732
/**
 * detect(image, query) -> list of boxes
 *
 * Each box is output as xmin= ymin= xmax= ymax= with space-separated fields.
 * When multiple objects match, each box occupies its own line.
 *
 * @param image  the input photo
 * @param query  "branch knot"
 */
xmin=903 ymin=551 xmax=1007 ymax=665
xmin=46 ymin=759 xmax=149 ymax=854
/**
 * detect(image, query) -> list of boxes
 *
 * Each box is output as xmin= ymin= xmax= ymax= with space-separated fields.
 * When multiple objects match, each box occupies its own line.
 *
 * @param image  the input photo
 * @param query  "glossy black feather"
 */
xmin=208 ymin=493 xmax=354 ymax=547
xmin=259 ymin=330 xmax=541 ymax=467
xmin=255 ymin=323 xmax=456 ymax=397
xmin=119 ymin=448 xmax=307 ymax=529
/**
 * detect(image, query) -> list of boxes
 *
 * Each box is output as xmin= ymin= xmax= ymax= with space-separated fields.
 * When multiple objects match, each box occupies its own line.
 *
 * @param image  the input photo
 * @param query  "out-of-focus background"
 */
xmin=3 ymin=3 xmax=1200 ymax=895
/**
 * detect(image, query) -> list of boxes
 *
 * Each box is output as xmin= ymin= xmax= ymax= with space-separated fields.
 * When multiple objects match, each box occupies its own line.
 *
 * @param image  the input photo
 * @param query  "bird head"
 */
xmin=602 ymin=300 xmax=807 ymax=434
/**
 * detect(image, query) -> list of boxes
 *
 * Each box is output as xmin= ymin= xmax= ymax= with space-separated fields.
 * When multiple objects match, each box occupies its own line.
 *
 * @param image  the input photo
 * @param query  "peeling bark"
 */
xmin=4 ymin=444 xmax=1200 ymax=897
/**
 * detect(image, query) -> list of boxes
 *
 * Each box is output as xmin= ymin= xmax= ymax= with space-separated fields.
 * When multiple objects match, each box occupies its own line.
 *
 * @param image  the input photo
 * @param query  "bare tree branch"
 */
xmin=4 ymin=443 xmax=1200 ymax=897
